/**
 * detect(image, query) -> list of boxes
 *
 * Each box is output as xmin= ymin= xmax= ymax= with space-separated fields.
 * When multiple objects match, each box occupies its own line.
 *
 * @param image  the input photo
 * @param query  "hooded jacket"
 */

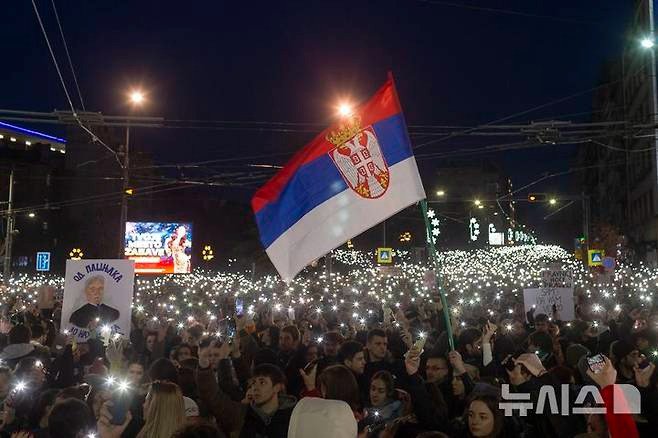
xmin=288 ymin=397 xmax=357 ymax=438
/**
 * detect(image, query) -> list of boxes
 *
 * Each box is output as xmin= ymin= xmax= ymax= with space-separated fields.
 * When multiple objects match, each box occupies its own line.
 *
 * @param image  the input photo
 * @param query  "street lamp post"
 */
xmin=118 ymin=90 xmax=145 ymax=258
xmin=118 ymin=122 xmax=130 ymax=258
xmin=3 ymin=169 xmax=14 ymax=281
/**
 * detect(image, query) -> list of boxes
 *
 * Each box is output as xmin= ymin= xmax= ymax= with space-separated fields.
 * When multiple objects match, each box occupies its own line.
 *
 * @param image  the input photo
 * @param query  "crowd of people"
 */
xmin=0 ymin=245 xmax=654 ymax=437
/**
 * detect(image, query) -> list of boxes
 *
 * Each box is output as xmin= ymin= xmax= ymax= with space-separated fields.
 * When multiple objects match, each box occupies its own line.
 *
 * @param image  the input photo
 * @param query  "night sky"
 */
xmin=2 ymin=0 xmax=634 ymax=238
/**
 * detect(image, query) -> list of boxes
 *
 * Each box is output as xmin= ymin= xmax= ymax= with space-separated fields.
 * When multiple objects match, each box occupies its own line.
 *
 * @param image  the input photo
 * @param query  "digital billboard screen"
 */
xmin=125 ymin=222 xmax=192 ymax=274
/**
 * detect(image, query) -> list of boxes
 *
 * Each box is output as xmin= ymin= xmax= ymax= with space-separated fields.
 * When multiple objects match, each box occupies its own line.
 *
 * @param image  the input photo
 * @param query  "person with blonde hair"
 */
xmin=136 ymin=380 xmax=186 ymax=438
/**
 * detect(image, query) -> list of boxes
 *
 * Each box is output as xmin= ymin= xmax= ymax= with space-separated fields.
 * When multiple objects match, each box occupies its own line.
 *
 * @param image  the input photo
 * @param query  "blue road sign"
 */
xmin=36 ymin=252 xmax=51 ymax=272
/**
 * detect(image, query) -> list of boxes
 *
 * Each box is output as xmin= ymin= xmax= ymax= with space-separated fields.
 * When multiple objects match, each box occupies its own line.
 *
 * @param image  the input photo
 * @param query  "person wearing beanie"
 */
xmin=565 ymin=344 xmax=590 ymax=369
xmin=609 ymin=340 xmax=640 ymax=384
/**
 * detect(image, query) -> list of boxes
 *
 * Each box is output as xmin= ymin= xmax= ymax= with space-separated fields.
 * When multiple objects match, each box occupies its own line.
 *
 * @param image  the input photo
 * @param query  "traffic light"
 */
xmin=527 ymin=193 xmax=547 ymax=202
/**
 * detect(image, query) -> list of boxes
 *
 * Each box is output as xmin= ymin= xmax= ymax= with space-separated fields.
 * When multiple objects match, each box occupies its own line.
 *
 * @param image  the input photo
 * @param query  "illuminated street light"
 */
xmin=549 ymin=198 xmax=557 ymax=205
xmin=474 ymin=199 xmax=481 ymax=206
xmin=28 ymin=212 xmax=35 ymax=218
xmin=641 ymin=37 xmax=655 ymax=49
xmin=436 ymin=190 xmax=445 ymax=197
xmin=337 ymin=103 xmax=353 ymax=117
xmin=129 ymin=90 xmax=145 ymax=105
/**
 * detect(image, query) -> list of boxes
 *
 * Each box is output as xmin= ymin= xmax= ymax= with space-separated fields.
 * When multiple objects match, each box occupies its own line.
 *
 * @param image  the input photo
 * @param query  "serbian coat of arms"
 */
xmin=327 ymin=117 xmax=390 ymax=199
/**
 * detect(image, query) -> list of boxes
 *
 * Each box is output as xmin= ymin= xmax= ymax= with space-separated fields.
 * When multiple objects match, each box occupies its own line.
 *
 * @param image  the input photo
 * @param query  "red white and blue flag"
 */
xmin=252 ymin=76 xmax=426 ymax=282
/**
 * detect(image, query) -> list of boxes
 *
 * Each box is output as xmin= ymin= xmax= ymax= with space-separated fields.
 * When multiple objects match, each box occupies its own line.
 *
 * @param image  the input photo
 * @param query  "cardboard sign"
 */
xmin=523 ymin=287 xmax=575 ymax=321
xmin=61 ymin=260 xmax=135 ymax=342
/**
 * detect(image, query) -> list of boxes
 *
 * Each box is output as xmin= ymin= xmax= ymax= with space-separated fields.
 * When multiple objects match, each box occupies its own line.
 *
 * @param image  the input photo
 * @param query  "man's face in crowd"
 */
xmin=128 ymin=363 xmax=144 ymax=384
xmin=548 ymin=322 xmax=560 ymax=338
xmin=535 ymin=320 xmax=549 ymax=333
xmin=425 ymin=357 xmax=450 ymax=384
xmin=177 ymin=346 xmax=192 ymax=362
xmin=344 ymin=351 xmax=366 ymax=375
xmin=280 ymin=332 xmax=296 ymax=352
xmin=368 ymin=335 xmax=388 ymax=361
xmin=85 ymin=279 xmax=104 ymax=305
xmin=468 ymin=400 xmax=495 ymax=437
xmin=251 ymin=376 xmax=281 ymax=406
xmin=465 ymin=338 xmax=483 ymax=358
xmin=208 ymin=345 xmax=223 ymax=369
xmin=305 ymin=345 xmax=319 ymax=364
xmin=622 ymin=350 xmax=641 ymax=369
xmin=324 ymin=339 xmax=340 ymax=357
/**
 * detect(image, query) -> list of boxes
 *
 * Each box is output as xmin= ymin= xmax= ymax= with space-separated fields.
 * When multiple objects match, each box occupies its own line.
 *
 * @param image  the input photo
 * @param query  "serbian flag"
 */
xmin=252 ymin=76 xmax=426 ymax=282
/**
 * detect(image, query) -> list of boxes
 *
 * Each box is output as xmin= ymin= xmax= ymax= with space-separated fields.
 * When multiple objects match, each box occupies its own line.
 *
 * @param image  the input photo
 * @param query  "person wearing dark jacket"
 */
xmin=197 ymin=348 xmax=297 ymax=438
xmin=507 ymin=352 xmax=580 ymax=437
xmin=0 ymin=325 xmax=50 ymax=370
xmin=362 ymin=329 xmax=406 ymax=391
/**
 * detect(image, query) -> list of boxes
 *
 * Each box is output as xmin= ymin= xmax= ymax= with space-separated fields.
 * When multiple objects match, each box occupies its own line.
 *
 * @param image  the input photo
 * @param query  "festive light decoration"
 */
xmin=426 ymin=208 xmax=440 ymax=245
xmin=69 ymin=248 xmax=84 ymax=260
xmin=399 ymin=232 xmax=412 ymax=243
xmin=202 ymin=245 xmax=215 ymax=261
xmin=469 ymin=218 xmax=480 ymax=242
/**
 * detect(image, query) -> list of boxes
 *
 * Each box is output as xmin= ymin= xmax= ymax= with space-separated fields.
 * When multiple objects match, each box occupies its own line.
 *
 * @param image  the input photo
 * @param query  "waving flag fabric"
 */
xmin=252 ymin=76 xmax=426 ymax=282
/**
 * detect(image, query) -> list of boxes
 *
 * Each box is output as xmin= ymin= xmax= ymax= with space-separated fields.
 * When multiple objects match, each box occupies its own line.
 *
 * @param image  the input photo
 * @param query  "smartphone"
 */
xmin=413 ymin=336 xmax=427 ymax=352
xmin=303 ymin=359 xmax=319 ymax=373
xmin=109 ymin=389 xmax=132 ymax=425
xmin=639 ymin=355 xmax=651 ymax=369
xmin=587 ymin=354 xmax=606 ymax=374
xmin=502 ymin=351 xmax=523 ymax=371
xmin=235 ymin=299 xmax=244 ymax=317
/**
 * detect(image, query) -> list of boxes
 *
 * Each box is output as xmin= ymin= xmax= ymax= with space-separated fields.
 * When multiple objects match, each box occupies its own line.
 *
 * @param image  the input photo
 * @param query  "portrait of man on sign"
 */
xmin=69 ymin=275 xmax=120 ymax=329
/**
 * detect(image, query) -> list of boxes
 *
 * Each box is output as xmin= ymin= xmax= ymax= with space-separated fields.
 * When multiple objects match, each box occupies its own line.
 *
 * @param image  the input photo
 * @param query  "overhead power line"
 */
xmin=30 ymin=0 xmax=121 ymax=168
xmin=50 ymin=0 xmax=85 ymax=111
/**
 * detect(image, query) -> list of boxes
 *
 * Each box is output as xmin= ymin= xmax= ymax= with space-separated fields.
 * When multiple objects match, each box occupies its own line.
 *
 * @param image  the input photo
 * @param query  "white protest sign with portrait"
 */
xmin=61 ymin=259 xmax=135 ymax=342
xmin=523 ymin=287 xmax=575 ymax=321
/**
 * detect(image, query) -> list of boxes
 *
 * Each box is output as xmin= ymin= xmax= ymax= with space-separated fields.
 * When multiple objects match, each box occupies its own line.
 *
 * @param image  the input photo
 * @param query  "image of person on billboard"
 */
xmin=69 ymin=275 xmax=120 ymax=329
xmin=165 ymin=225 xmax=191 ymax=273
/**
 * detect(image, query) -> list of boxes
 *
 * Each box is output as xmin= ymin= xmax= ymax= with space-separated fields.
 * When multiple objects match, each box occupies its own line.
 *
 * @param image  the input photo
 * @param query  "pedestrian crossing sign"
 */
xmin=377 ymin=248 xmax=393 ymax=264
xmin=587 ymin=249 xmax=604 ymax=267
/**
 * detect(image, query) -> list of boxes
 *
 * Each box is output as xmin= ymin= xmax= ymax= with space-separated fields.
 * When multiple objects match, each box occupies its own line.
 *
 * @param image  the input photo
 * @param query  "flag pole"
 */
xmin=420 ymin=199 xmax=455 ymax=351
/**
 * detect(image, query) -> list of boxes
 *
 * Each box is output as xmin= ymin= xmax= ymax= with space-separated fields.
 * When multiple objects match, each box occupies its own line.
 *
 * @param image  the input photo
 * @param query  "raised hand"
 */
xmin=299 ymin=365 xmax=317 ymax=391
xmin=586 ymin=356 xmax=617 ymax=388
xmin=98 ymin=399 xmax=133 ymax=438
xmin=448 ymin=350 xmax=466 ymax=376
xmin=634 ymin=363 xmax=656 ymax=388
xmin=482 ymin=321 xmax=497 ymax=344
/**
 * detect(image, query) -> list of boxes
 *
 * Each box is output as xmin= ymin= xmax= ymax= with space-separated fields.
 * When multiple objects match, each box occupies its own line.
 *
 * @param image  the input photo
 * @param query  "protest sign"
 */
xmin=523 ymin=287 xmax=575 ymax=321
xmin=541 ymin=266 xmax=573 ymax=288
xmin=61 ymin=260 xmax=135 ymax=342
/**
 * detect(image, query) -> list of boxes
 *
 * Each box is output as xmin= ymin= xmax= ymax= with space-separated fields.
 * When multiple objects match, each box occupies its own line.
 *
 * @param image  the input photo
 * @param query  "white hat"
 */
xmin=183 ymin=396 xmax=200 ymax=417
xmin=288 ymin=397 xmax=357 ymax=438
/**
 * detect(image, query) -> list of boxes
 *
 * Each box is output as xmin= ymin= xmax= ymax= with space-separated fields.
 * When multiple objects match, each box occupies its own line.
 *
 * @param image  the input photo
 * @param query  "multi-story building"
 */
xmin=0 ymin=121 xmax=66 ymax=272
xmin=580 ymin=0 xmax=658 ymax=262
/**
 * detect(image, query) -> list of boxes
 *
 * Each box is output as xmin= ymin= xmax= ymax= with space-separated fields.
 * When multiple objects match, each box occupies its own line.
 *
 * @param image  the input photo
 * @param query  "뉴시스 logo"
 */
xmin=499 ymin=384 xmax=641 ymax=416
